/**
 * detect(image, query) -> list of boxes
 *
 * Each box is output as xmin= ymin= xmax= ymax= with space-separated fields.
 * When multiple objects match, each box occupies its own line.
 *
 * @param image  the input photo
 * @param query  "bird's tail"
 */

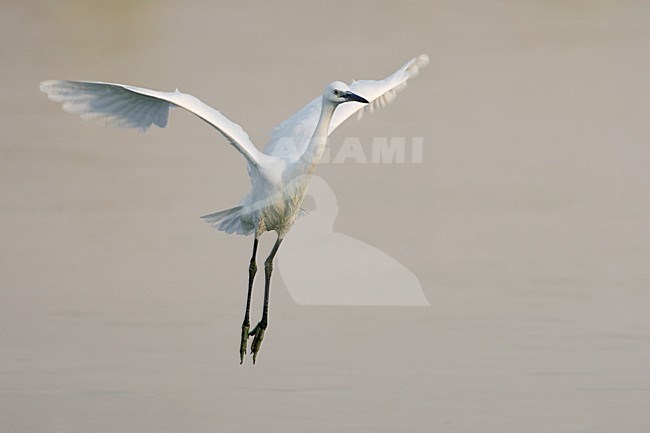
xmin=200 ymin=206 xmax=254 ymax=236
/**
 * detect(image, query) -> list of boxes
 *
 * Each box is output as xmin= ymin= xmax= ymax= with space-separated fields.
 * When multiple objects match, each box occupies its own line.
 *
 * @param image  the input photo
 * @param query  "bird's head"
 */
xmin=323 ymin=81 xmax=369 ymax=105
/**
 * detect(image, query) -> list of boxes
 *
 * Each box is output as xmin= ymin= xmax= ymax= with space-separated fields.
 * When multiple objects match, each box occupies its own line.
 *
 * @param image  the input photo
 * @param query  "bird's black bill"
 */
xmin=343 ymin=91 xmax=369 ymax=104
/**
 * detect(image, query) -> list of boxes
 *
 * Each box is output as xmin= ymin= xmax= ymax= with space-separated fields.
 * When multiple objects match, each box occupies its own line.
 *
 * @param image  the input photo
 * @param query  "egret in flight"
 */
xmin=40 ymin=54 xmax=429 ymax=364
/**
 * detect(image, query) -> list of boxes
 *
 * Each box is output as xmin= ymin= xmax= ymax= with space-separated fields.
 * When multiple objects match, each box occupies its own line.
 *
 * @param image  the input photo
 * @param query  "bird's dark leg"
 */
xmin=240 ymin=237 xmax=259 ymax=364
xmin=249 ymin=235 xmax=283 ymax=364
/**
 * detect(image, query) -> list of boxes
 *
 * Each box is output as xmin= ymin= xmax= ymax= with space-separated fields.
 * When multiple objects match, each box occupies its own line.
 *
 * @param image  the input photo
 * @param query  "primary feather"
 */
xmin=264 ymin=54 xmax=429 ymax=159
xmin=39 ymin=80 xmax=264 ymax=167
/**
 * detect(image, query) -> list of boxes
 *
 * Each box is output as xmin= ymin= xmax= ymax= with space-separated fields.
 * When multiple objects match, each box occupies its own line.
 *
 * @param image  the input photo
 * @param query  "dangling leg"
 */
xmin=249 ymin=235 xmax=283 ymax=364
xmin=240 ymin=236 xmax=259 ymax=364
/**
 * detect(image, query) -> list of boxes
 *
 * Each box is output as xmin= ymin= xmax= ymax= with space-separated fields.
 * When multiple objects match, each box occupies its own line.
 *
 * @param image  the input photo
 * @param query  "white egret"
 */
xmin=40 ymin=54 xmax=429 ymax=364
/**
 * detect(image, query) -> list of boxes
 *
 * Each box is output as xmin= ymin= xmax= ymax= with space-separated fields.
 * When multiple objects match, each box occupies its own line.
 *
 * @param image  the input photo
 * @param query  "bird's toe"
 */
xmin=239 ymin=321 xmax=250 ymax=364
xmin=248 ymin=321 xmax=267 ymax=364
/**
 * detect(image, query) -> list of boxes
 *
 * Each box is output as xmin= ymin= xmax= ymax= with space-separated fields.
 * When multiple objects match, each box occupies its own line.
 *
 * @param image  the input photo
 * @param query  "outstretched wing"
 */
xmin=264 ymin=54 xmax=429 ymax=158
xmin=39 ymin=80 xmax=264 ymax=167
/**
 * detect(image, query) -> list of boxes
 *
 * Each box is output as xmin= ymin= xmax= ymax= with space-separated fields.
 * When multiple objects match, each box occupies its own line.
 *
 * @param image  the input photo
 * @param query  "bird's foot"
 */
xmin=239 ymin=320 xmax=250 ymax=364
xmin=248 ymin=320 xmax=267 ymax=364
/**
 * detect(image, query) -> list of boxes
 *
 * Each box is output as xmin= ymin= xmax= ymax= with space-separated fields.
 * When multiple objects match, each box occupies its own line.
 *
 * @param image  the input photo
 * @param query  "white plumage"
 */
xmin=40 ymin=55 xmax=429 ymax=363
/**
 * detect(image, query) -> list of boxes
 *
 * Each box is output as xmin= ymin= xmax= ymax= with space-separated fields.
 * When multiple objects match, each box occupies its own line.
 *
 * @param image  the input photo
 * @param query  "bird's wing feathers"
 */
xmin=39 ymin=80 xmax=263 ymax=167
xmin=333 ymin=54 xmax=429 ymax=129
xmin=40 ymin=56 xmax=428 ymax=166
xmin=263 ymin=96 xmax=322 ymax=158
xmin=264 ymin=55 xmax=429 ymax=158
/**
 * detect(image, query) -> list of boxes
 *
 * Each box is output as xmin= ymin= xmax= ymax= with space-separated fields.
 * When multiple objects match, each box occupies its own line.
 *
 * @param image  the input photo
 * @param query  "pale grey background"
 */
xmin=2 ymin=2 xmax=649 ymax=432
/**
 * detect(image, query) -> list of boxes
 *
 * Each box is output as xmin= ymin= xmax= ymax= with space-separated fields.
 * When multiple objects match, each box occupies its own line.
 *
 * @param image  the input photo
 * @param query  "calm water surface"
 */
xmin=2 ymin=2 xmax=650 ymax=432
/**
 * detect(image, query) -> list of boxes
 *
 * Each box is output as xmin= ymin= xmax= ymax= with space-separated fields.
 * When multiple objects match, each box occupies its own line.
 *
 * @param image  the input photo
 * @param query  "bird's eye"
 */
xmin=333 ymin=89 xmax=341 ymax=96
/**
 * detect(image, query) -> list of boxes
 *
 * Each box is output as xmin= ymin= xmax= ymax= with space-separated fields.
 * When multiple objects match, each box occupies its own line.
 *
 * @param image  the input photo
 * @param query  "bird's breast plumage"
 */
xmin=242 ymin=164 xmax=312 ymax=237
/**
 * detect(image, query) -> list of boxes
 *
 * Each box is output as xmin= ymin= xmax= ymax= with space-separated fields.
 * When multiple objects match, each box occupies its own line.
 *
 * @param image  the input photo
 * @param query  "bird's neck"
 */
xmin=298 ymin=98 xmax=336 ymax=174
